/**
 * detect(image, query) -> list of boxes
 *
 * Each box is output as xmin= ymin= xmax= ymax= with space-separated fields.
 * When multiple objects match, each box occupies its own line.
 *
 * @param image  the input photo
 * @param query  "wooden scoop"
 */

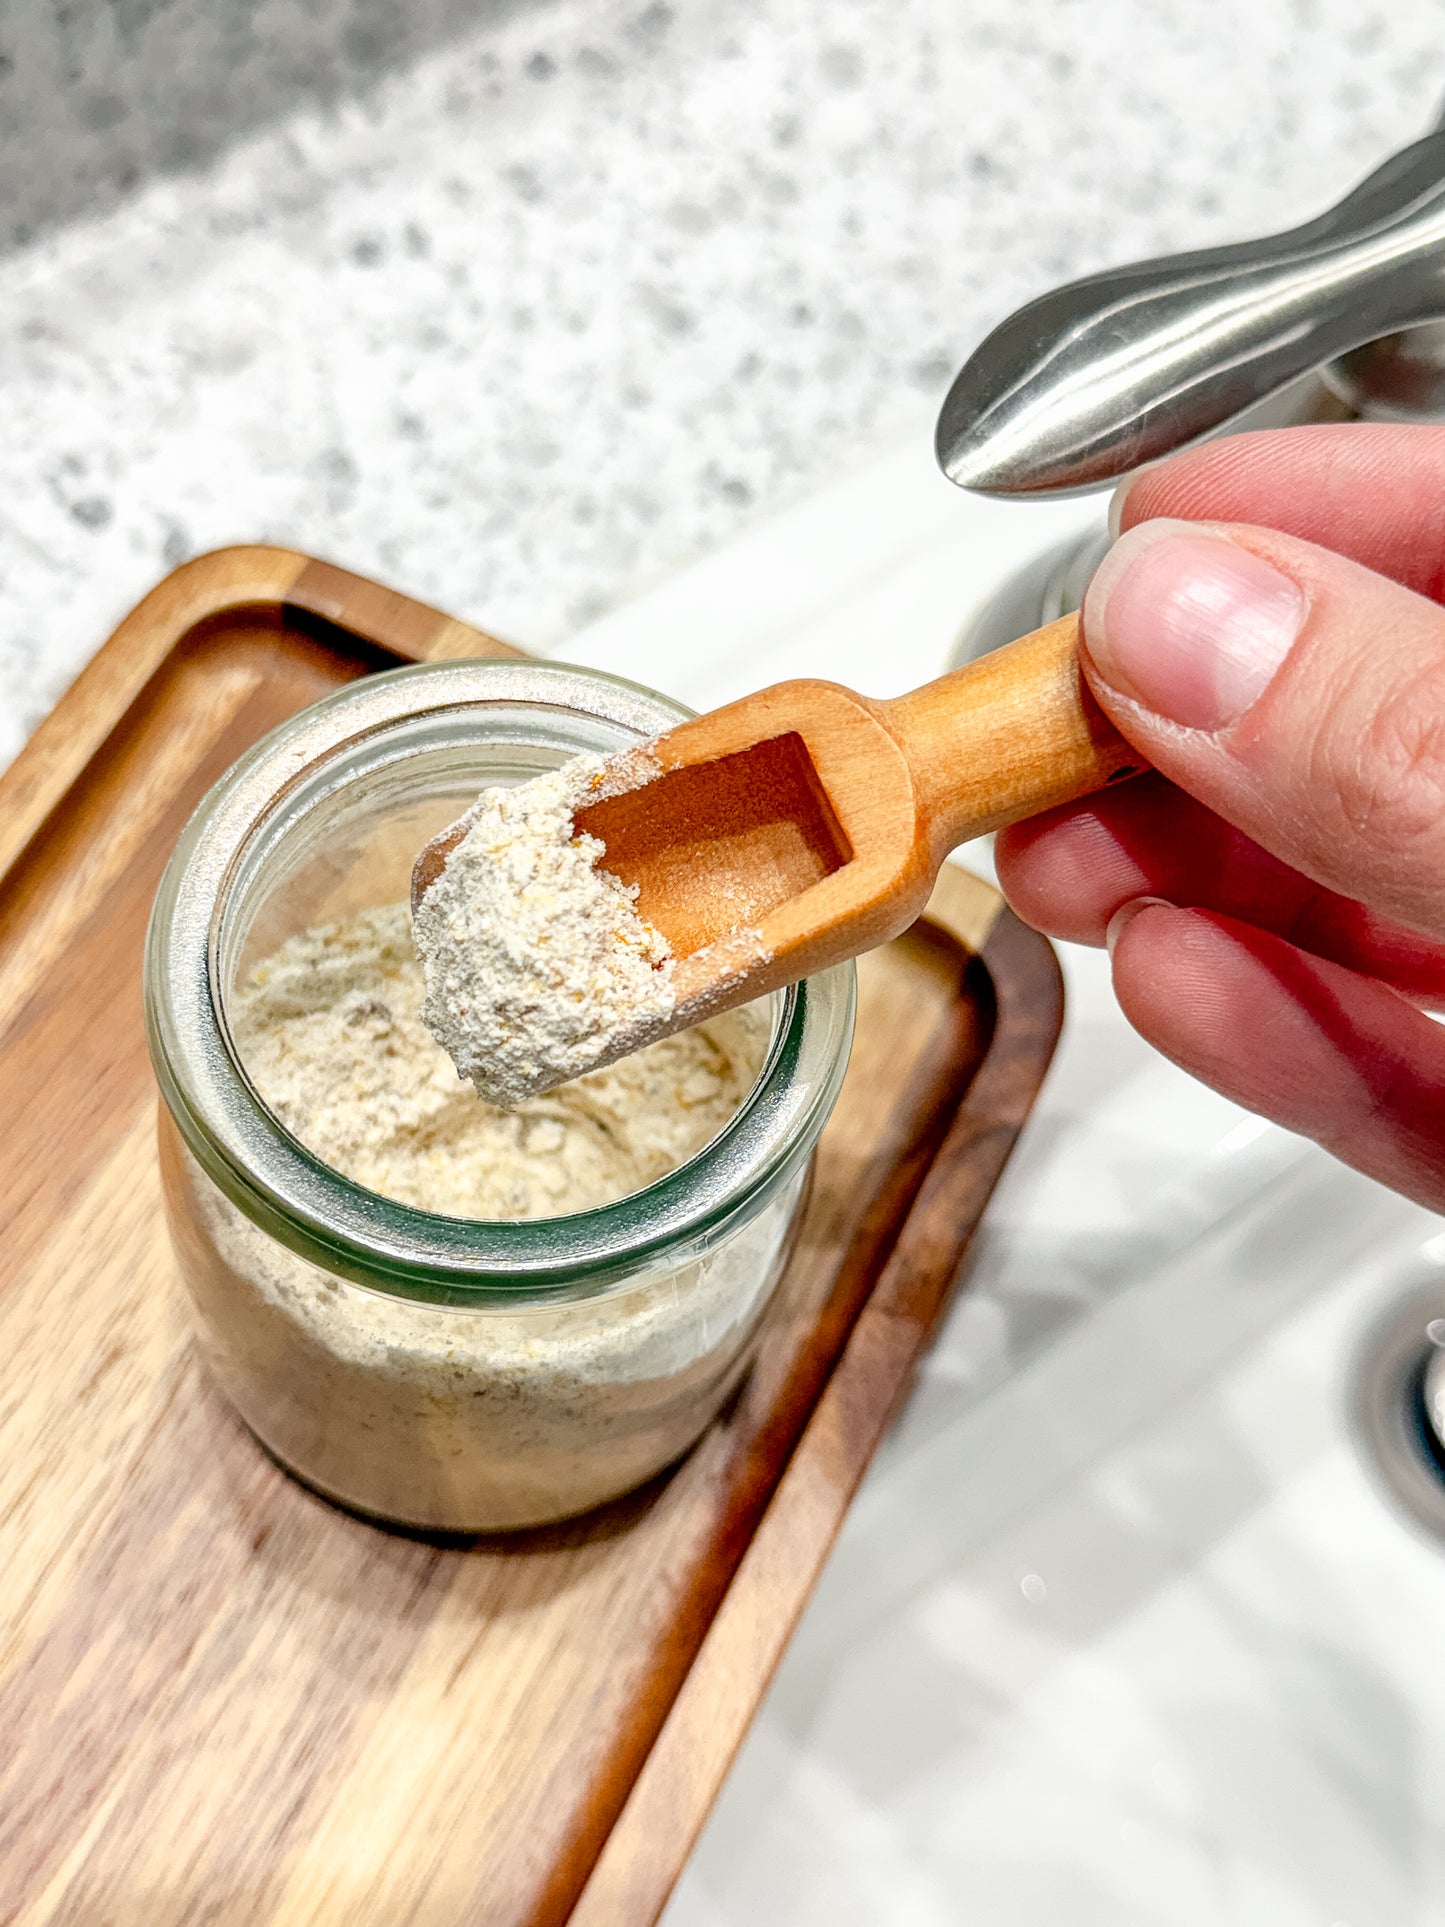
xmin=412 ymin=612 xmax=1142 ymax=1030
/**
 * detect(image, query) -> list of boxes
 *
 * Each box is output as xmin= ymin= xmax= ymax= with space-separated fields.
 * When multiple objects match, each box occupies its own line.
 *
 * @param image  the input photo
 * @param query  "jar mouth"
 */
xmin=147 ymin=660 xmax=855 ymax=1305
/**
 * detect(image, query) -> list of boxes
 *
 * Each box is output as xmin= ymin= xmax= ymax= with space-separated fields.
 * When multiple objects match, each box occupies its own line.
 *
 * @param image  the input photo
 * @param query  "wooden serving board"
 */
xmin=0 ymin=549 xmax=1062 ymax=1925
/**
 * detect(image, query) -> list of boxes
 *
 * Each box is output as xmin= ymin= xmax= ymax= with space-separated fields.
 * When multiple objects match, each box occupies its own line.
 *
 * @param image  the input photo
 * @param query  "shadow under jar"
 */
xmin=145 ymin=660 xmax=855 ymax=1532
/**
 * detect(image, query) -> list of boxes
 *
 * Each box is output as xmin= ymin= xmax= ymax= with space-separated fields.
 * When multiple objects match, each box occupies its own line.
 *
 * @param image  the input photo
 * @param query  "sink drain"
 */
xmin=1351 ymin=1278 xmax=1445 ymax=1545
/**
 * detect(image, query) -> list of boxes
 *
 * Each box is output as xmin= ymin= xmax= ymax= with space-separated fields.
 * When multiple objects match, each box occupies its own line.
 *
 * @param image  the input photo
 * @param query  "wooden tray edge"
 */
xmin=567 ymin=874 xmax=1063 ymax=1926
xmin=0 ymin=547 xmax=520 ymax=890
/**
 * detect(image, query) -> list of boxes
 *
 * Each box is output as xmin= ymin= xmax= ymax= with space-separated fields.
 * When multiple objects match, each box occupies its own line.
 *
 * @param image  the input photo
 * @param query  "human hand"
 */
xmin=995 ymin=423 xmax=1445 ymax=1210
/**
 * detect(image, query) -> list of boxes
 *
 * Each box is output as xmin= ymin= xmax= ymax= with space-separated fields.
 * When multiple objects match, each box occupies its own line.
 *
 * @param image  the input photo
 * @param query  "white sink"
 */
xmin=551 ymin=442 xmax=1445 ymax=1927
xmin=671 ymin=1158 xmax=1445 ymax=1927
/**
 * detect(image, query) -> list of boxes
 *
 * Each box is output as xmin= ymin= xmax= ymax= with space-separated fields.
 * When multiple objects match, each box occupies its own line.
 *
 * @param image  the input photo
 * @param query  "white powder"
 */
xmin=411 ymin=752 xmax=676 ymax=1110
xmin=191 ymin=901 xmax=791 ymax=1530
xmin=232 ymin=901 xmax=768 ymax=1220
xmin=182 ymin=1130 xmax=803 ymax=1529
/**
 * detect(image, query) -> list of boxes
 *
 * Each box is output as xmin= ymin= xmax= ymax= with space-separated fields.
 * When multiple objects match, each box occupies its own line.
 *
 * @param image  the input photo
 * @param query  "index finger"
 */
xmin=1118 ymin=423 xmax=1445 ymax=603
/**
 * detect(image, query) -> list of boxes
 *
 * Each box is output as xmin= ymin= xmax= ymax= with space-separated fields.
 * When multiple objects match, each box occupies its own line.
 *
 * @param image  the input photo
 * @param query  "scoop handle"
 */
xmin=878 ymin=615 xmax=1142 ymax=857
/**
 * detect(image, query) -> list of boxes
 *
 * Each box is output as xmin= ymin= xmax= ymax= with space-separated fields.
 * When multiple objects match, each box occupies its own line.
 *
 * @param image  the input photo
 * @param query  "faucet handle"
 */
xmin=937 ymin=128 xmax=1445 ymax=498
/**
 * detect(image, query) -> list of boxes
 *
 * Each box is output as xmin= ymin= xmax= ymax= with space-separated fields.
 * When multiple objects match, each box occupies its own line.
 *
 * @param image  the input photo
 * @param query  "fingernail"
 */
xmin=1105 ymin=896 xmax=1171 ymax=957
xmin=1084 ymin=523 xmax=1306 ymax=731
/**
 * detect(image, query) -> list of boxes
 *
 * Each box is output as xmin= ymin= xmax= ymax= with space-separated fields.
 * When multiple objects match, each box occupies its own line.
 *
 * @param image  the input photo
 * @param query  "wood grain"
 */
xmin=574 ymin=612 xmax=1135 ymax=1036
xmin=0 ymin=550 xmax=1062 ymax=1924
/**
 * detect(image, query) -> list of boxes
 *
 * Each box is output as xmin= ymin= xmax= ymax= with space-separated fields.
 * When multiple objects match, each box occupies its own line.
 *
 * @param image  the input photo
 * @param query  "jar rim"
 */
xmin=146 ymin=659 xmax=855 ymax=1305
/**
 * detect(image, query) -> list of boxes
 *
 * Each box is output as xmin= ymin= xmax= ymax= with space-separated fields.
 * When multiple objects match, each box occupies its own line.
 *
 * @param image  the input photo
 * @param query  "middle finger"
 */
xmin=994 ymin=774 xmax=1445 ymax=1007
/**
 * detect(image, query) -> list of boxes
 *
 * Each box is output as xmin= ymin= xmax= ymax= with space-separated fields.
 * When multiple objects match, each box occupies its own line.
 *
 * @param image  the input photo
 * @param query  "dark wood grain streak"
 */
xmin=0 ymin=1353 xmax=452 ymax=1920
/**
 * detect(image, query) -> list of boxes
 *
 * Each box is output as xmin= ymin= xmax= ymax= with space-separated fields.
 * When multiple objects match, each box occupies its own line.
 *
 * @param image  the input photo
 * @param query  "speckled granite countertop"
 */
xmin=2 ymin=0 xmax=1444 ymax=767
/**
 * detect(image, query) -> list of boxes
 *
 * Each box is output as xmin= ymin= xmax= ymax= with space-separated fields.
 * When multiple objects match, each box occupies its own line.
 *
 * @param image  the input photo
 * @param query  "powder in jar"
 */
xmin=412 ymin=751 xmax=676 ymax=1111
xmin=202 ymin=901 xmax=787 ymax=1529
xmin=232 ymin=902 xmax=768 ymax=1220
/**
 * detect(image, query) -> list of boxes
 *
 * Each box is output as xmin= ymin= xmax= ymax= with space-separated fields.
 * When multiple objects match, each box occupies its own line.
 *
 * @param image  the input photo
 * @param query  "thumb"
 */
xmin=1081 ymin=517 xmax=1445 ymax=942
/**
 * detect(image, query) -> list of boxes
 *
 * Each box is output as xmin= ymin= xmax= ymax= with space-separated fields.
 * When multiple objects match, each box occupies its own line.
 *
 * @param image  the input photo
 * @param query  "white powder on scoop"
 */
xmin=232 ymin=901 xmax=767 ymax=1220
xmin=411 ymin=753 xmax=675 ymax=1110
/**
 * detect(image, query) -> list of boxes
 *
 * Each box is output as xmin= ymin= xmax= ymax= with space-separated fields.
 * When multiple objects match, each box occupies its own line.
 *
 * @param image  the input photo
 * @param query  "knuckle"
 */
xmin=1330 ymin=659 xmax=1445 ymax=852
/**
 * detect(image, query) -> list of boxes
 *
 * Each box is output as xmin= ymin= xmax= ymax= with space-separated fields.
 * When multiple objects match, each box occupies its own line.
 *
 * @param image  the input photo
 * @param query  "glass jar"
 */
xmin=145 ymin=659 xmax=855 ymax=1532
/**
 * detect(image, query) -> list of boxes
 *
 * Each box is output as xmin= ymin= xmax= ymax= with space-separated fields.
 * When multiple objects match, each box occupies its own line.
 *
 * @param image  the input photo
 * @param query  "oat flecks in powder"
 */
xmin=411 ymin=752 xmax=676 ymax=1110
xmin=233 ymin=902 xmax=767 ymax=1220
xmin=218 ymin=900 xmax=783 ymax=1528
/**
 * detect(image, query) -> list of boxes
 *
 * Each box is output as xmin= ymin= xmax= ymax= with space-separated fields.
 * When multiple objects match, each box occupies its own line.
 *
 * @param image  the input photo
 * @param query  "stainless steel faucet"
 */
xmin=939 ymin=122 xmax=1445 ymax=498
xmin=939 ymin=116 xmax=1445 ymax=655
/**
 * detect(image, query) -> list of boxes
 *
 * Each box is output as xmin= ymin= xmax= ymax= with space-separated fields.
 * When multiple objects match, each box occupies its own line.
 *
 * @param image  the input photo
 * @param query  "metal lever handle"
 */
xmin=937 ymin=129 xmax=1445 ymax=498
